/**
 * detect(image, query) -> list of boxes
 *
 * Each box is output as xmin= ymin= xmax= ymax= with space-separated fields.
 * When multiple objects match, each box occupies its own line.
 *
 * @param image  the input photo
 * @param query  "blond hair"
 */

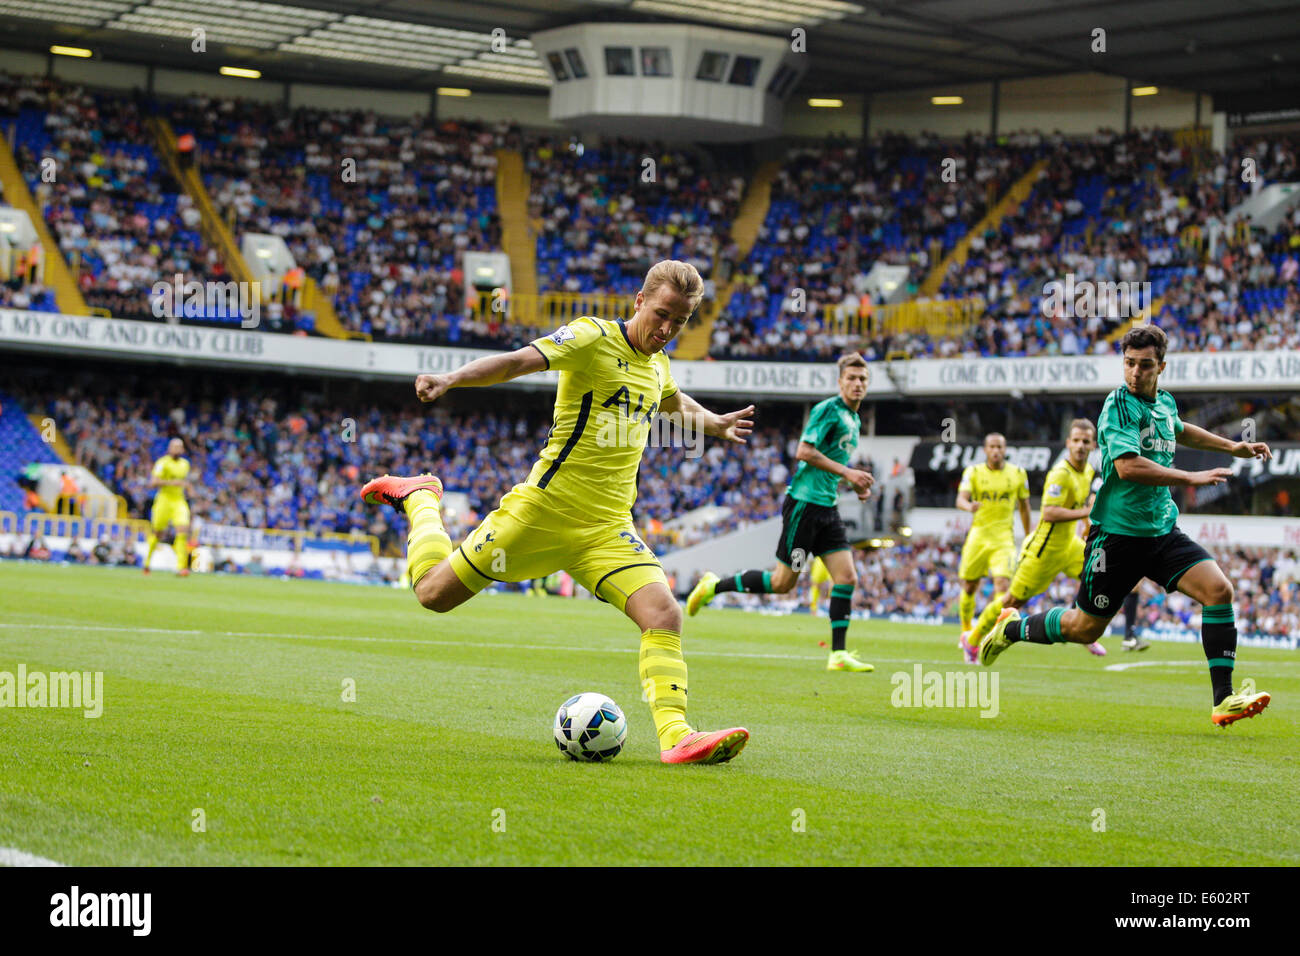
xmin=642 ymin=260 xmax=705 ymax=311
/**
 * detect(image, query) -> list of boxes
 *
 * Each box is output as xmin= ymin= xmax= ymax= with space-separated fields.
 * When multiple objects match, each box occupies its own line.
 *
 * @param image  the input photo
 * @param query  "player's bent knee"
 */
xmin=414 ymin=575 xmax=455 ymax=613
xmin=1063 ymin=608 xmax=1106 ymax=640
xmin=656 ymin=606 xmax=684 ymax=632
xmin=770 ymin=567 xmax=797 ymax=593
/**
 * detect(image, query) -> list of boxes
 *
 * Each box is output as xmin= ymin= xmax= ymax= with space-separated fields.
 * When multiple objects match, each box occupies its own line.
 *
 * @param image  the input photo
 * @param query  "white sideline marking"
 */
xmin=1104 ymin=660 xmax=1213 ymax=672
xmin=0 ymin=623 xmax=842 ymax=662
xmin=1 ymin=622 xmax=961 ymax=665
xmin=0 ymin=846 xmax=64 ymax=867
xmin=6 ymin=623 xmax=1296 ymax=671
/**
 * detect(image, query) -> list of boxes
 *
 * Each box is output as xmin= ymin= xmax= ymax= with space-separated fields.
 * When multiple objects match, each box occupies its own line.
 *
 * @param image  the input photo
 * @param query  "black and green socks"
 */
xmin=714 ymin=570 xmax=772 ymax=595
xmin=1005 ymin=607 xmax=1066 ymax=644
xmin=1123 ymin=591 xmax=1139 ymax=638
xmin=829 ymin=583 xmax=854 ymax=652
xmin=1202 ymin=603 xmax=1236 ymax=705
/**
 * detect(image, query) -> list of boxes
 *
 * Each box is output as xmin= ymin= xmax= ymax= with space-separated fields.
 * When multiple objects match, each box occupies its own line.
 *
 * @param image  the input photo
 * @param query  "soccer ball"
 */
xmin=553 ymin=693 xmax=627 ymax=762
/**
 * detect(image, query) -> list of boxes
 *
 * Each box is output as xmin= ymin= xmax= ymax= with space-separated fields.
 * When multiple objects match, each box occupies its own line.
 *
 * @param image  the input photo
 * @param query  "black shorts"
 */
xmin=1074 ymin=524 xmax=1213 ymax=619
xmin=776 ymin=495 xmax=849 ymax=571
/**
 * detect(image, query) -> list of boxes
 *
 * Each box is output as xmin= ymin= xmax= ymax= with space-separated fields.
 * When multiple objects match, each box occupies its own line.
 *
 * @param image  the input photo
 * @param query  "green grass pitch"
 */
xmin=1 ymin=563 xmax=1296 ymax=866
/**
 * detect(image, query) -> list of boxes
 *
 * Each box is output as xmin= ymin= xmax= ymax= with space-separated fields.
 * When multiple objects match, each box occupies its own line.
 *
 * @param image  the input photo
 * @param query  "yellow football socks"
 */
xmin=173 ymin=534 xmax=188 ymax=571
xmin=144 ymin=532 xmax=159 ymax=568
xmin=959 ymin=591 xmax=976 ymax=631
xmin=639 ymin=628 xmax=692 ymax=750
xmin=404 ymin=490 xmax=452 ymax=586
xmin=972 ymin=592 xmax=1007 ymax=643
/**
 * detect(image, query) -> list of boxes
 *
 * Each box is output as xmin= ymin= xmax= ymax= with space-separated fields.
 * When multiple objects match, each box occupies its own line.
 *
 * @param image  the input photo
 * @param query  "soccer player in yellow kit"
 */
xmin=955 ymin=433 xmax=1030 ymax=663
xmin=808 ymin=556 xmax=832 ymax=614
xmin=360 ymin=260 xmax=755 ymax=765
xmin=144 ymin=437 xmax=191 ymax=576
xmin=965 ymin=420 xmax=1106 ymax=657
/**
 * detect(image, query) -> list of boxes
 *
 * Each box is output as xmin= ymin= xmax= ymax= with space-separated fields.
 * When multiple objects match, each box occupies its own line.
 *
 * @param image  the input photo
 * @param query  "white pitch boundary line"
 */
xmin=6 ymin=623 xmax=1298 ymax=672
xmin=0 ymin=846 xmax=64 ymax=867
xmin=0 ymin=622 xmax=887 ymax=663
xmin=1105 ymin=660 xmax=1216 ymax=672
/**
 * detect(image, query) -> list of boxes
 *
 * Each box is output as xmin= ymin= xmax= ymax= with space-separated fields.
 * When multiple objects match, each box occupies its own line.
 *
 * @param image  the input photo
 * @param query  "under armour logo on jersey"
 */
xmin=616 ymin=358 xmax=629 ymax=371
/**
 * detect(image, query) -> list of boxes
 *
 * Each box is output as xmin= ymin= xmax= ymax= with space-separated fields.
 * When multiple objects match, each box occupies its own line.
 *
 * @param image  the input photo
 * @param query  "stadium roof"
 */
xmin=2 ymin=0 xmax=1299 ymax=102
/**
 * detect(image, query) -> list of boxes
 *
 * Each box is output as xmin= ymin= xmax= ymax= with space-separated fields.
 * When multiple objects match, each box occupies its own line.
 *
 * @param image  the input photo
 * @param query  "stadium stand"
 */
xmin=3 ymin=366 xmax=807 ymax=560
xmin=1 ymin=72 xmax=228 ymax=323
xmin=6 ymin=70 xmax=1299 ymax=360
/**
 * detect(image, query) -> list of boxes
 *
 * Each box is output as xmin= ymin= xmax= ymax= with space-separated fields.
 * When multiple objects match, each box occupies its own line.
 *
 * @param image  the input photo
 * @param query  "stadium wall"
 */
xmin=1 ymin=48 xmax=47 ymax=76
xmin=50 ymin=57 xmax=148 ymax=92
xmin=154 ymin=67 xmax=283 ymax=103
xmin=781 ymin=95 xmax=865 ymax=139
xmin=871 ymin=73 xmax=1203 ymax=136
xmin=6 ymin=50 xmax=1210 ymax=139
xmin=437 ymin=91 xmax=561 ymax=128
xmin=289 ymin=83 xmax=430 ymax=116
xmin=2 ymin=49 xmax=559 ymax=125
xmin=5 ymin=310 xmax=1297 ymax=399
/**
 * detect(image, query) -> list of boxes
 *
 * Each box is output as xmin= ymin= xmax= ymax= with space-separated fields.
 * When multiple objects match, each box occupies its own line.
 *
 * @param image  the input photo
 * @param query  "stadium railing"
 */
xmin=21 ymin=512 xmax=151 ymax=542
xmin=824 ymin=296 xmax=985 ymax=340
xmin=468 ymin=289 xmax=727 ymax=330
xmin=469 ymin=290 xmax=637 ymax=326
xmin=7 ymin=510 xmax=381 ymax=558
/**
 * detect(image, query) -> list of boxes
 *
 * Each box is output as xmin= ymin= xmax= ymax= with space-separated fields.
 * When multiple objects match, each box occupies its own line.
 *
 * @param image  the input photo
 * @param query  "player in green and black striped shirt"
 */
xmin=687 ymin=353 xmax=877 ymax=672
xmin=980 ymin=325 xmax=1274 ymax=727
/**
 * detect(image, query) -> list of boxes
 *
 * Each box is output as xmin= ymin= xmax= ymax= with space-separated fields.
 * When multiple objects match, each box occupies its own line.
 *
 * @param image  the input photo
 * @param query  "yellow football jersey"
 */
xmin=959 ymin=461 xmax=1029 ymax=535
xmin=1023 ymin=458 xmax=1094 ymax=559
xmin=152 ymin=455 xmax=190 ymax=504
xmin=527 ymin=316 xmax=678 ymax=524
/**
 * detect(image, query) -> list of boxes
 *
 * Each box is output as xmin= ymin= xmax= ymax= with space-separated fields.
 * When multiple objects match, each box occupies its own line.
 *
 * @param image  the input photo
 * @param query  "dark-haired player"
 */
xmin=980 ymin=325 xmax=1273 ymax=727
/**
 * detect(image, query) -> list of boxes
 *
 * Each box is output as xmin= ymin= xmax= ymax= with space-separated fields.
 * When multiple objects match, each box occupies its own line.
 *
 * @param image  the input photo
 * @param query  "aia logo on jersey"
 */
xmin=977 ymin=490 xmax=1012 ymax=502
xmin=601 ymin=386 xmax=658 ymax=424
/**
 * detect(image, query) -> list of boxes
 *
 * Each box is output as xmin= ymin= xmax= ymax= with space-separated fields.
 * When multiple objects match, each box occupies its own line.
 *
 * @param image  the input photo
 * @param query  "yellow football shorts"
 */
xmin=150 ymin=498 xmax=191 ymax=533
xmin=1009 ymin=534 xmax=1086 ymax=601
xmin=958 ymin=530 xmax=1016 ymax=581
xmin=449 ymin=484 xmax=667 ymax=613
xmin=810 ymin=555 xmax=832 ymax=586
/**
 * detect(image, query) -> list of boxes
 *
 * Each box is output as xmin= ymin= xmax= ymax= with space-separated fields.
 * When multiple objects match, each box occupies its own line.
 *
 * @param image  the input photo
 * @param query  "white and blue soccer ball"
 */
xmin=553 ymin=693 xmax=627 ymax=762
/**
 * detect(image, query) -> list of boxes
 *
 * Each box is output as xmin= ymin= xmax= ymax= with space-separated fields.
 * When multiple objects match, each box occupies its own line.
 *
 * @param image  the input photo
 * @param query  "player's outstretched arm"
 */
xmin=658 ymin=391 xmax=754 ymax=443
xmin=1176 ymin=420 xmax=1272 ymax=461
xmin=1113 ymin=452 xmax=1232 ymax=487
xmin=415 ymin=346 xmax=549 ymax=404
xmin=1041 ymin=504 xmax=1091 ymax=523
xmin=796 ymin=441 xmax=873 ymax=499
